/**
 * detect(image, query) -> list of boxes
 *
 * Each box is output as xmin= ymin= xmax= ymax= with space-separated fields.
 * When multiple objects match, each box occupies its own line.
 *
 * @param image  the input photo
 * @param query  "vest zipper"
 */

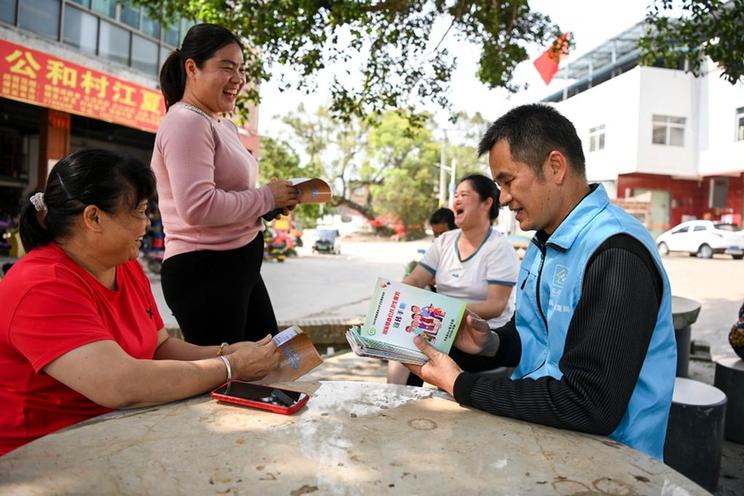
xmin=535 ymin=245 xmax=549 ymax=333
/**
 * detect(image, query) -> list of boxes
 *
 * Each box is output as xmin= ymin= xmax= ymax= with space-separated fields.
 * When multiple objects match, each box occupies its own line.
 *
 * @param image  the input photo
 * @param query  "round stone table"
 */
xmin=672 ymin=296 xmax=702 ymax=377
xmin=0 ymin=381 xmax=707 ymax=495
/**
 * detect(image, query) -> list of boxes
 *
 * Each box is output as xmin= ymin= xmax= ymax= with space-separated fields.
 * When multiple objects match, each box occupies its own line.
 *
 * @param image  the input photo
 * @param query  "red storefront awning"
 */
xmin=0 ymin=38 xmax=164 ymax=133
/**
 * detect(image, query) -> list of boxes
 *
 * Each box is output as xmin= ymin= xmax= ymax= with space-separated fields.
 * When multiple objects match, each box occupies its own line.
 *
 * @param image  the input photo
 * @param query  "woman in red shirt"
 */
xmin=0 ymin=149 xmax=280 ymax=456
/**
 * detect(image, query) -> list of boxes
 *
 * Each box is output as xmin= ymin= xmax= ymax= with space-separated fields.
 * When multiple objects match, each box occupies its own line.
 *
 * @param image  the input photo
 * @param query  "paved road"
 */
xmin=658 ymin=253 xmax=743 ymax=356
xmin=151 ymin=239 xmax=430 ymax=328
xmin=151 ymin=239 xmax=744 ymax=356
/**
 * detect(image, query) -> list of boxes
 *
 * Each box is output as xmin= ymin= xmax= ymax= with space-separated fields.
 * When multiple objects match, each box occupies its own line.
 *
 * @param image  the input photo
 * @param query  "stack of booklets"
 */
xmin=346 ymin=278 xmax=467 ymax=365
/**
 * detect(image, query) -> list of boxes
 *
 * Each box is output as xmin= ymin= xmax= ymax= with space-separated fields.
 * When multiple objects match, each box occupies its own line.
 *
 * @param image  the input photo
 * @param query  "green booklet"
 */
xmin=346 ymin=278 xmax=467 ymax=365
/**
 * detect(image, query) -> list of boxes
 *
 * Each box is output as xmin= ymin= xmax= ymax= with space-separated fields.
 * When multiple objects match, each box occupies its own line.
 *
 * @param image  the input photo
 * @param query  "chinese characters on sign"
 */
xmin=0 ymin=39 xmax=164 ymax=132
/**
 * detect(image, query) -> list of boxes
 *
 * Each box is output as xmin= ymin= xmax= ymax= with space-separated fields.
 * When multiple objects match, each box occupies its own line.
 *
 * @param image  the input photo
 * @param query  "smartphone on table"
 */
xmin=211 ymin=380 xmax=309 ymax=415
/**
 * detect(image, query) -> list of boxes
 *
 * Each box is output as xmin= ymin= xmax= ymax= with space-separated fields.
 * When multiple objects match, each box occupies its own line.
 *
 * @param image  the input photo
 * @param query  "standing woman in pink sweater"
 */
xmin=151 ymin=24 xmax=298 ymax=346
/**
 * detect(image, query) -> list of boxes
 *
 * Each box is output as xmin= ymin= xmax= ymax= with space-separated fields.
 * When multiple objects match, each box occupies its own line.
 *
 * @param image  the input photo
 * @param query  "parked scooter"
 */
xmin=140 ymin=205 xmax=164 ymax=274
xmin=1 ymin=214 xmax=22 ymax=280
xmin=267 ymin=231 xmax=290 ymax=262
xmin=263 ymin=229 xmax=297 ymax=262
xmin=0 ymin=214 xmax=13 ymax=256
xmin=142 ymin=250 xmax=163 ymax=274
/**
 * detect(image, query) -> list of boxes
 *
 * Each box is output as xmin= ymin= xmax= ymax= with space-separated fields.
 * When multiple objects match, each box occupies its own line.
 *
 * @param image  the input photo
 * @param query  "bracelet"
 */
xmin=217 ymin=342 xmax=229 ymax=356
xmin=218 ymin=355 xmax=232 ymax=381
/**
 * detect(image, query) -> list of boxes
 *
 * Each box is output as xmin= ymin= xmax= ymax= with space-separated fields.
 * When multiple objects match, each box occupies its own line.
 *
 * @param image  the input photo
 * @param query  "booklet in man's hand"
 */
xmin=253 ymin=326 xmax=323 ymax=385
xmin=346 ymin=278 xmax=467 ymax=365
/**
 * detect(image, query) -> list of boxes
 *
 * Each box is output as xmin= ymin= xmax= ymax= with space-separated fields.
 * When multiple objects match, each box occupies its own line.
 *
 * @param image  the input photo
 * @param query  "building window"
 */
xmin=0 ymin=0 xmax=17 ymax=24
xmin=589 ymin=124 xmax=605 ymax=152
xmin=63 ymin=5 xmax=98 ymax=55
xmin=119 ymin=0 xmax=140 ymax=30
xmin=99 ymin=20 xmax=130 ymax=66
xmin=159 ymin=45 xmax=171 ymax=72
xmin=736 ymin=107 xmax=744 ymax=141
xmin=6 ymin=0 xmax=196 ymax=78
xmin=181 ymin=18 xmax=195 ymax=44
xmin=19 ymin=0 xmax=60 ymax=40
xmin=652 ymin=114 xmax=686 ymax=146
xmin=91 ymin=0 xmax=115 ymax=18
xmin=142 ymin=12 xmax=160 ymax=39
xmin=132 ymin=34 xmax=158 ymax=76
xmin=164 ymin=17 xmax=181 ymax=47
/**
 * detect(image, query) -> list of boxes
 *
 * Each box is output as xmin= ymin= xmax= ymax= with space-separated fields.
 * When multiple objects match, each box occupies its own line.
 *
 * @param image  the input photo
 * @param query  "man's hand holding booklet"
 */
xmin=346 ymin=278 xmax=467 ymax=365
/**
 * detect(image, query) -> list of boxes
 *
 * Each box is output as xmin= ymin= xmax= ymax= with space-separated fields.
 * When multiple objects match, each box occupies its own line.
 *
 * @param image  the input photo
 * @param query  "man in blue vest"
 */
xmin=407 ymin=104 xmax=677 ymax=460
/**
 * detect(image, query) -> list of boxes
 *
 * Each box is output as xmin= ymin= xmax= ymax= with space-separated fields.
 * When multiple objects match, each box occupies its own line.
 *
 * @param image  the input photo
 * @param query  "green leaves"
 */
xmin=273 ymin=105 xmax=487 ymax=236
xmin=640 ymin=0 xmax=744 ymax=85
xmin=135 ymin=0 xmax=560 ymax=121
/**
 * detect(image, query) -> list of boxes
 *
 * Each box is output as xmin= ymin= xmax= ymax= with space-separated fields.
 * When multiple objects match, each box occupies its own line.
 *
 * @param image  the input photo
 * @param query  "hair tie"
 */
xmin=30 ymin=192 xmax=47 ymax=212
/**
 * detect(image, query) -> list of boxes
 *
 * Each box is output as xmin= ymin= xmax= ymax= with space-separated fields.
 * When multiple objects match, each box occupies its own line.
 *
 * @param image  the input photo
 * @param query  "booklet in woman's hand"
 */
xmin=263 ymin=178 xmax=332 ymax=221
xmin=253 ymin=326 xmax=323 ymax=385
xmin=291 ymin=177 xmax=332 ymax=204
xmin=346 ymin=278 xmax=467 ymax=365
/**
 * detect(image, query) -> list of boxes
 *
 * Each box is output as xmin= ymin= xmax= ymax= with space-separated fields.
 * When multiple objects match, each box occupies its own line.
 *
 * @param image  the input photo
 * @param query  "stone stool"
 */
xmin=714 ymin=355 xmax=744 ymax=443
xmin=671 ymin=296 xmax=701 ymax=377
xmin=664 ymin=377 xmax=727 ymax=493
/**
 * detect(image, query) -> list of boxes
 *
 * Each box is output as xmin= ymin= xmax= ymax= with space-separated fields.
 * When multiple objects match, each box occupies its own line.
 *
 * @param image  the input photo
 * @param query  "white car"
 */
xmin=656 ymin=220 xmax=744 ymax=259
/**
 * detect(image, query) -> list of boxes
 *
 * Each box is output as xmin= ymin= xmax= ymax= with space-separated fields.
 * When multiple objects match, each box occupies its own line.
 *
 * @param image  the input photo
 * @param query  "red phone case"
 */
xmin=211 ymin=382 xmax=309 ymax=415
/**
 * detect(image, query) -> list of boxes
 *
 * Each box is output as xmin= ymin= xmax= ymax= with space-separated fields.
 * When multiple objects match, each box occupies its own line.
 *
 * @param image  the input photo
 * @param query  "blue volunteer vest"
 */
xmin=514 ymin=184 xmax=676 ymax=460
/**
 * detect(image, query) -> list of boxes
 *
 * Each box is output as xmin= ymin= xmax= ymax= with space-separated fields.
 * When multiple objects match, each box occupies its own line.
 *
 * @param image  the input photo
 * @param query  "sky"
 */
xmin=257 ymin=0 xmax=653 ymax=141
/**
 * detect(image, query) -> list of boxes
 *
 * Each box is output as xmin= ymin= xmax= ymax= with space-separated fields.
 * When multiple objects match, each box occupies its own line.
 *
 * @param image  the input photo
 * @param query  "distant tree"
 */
xmin=276 ymin=106 xmax=485 ymax=235
xmin=135 ymin=0 xmax=561 ymax=120
xmin=366 ymin=111 xmax=439 ymax=237
xmin=257 ymin=135 xmax=323 ymax=227
xmin=640 ymin=0 xmax=744 ymax=85
xmin=373 ymin=167 xmax=438 ymax=239
xmin=443 ymin=111 xmax=492 ymax=178
xmin=280 ymin=105 xmax=372 ymax=217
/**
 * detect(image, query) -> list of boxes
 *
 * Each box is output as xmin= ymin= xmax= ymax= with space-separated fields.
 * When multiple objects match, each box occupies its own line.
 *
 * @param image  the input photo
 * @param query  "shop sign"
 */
xmin=0 ymin=38 xmax=164 ymax=133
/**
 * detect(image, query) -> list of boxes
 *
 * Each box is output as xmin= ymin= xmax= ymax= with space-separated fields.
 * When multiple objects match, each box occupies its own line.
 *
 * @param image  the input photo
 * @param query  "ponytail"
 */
xmin=19 ymin=198 xmax=52 ymax=252
xmin=159 ymin=51 xmax=185 ymax=110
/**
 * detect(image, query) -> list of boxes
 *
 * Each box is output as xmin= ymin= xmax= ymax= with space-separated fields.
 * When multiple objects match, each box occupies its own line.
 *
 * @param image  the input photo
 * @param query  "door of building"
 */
xmin=634 ymin=188 xmax=671 ymax=238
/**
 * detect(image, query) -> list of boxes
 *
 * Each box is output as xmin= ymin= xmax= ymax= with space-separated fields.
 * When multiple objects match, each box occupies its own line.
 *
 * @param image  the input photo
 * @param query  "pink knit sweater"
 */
xmin=150 ymin=102 xmax=274 ymax=260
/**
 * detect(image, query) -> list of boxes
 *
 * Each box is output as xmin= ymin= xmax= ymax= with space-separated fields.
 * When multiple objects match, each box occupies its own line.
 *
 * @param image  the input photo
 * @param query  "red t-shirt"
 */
xmin=0 ymin=243 xmax=163 ymax=456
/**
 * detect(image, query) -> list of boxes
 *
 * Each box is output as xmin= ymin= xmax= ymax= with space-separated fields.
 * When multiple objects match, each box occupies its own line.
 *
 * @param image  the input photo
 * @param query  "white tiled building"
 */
xmin=543 ymin=22 xmax=744 ymax=234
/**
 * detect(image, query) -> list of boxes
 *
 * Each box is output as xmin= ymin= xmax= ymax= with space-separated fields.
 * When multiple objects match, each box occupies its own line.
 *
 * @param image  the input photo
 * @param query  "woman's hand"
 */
xmin=267 ymin=179 xmax=300 ymax=209
xmin=228 ymin=335 xmax=280 ymax=381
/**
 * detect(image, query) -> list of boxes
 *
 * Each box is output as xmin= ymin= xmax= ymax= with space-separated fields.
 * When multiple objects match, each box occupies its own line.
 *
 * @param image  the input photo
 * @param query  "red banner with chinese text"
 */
xmin=0 ymin=39 xmax=164 ymax=133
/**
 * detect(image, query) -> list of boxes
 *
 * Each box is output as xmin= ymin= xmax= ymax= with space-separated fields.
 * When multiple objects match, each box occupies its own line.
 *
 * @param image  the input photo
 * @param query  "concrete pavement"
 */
xmin=151 ymin=239 xmax=431 ymax=329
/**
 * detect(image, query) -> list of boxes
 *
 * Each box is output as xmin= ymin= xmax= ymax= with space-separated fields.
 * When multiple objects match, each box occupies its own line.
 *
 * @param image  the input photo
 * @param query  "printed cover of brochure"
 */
xmin=362 ymin=278 xmax=467 ymax=354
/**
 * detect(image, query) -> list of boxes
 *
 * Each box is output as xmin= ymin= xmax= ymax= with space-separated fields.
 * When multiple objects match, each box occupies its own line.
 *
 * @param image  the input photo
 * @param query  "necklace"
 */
xmin=181 ymin=102 xmax=220 ymax=122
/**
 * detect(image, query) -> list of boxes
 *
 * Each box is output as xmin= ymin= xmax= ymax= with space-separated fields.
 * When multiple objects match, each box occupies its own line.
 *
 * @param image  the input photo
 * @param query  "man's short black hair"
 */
xmin=429 ymin=207 xmax=456 ymax=229
xmin=478 ymin=104 xmax=586 ymax=178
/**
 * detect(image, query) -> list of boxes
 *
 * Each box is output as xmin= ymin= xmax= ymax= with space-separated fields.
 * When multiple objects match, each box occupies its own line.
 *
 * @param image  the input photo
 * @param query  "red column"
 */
xmin=37 ymin=109 xmax=71 ymax=190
